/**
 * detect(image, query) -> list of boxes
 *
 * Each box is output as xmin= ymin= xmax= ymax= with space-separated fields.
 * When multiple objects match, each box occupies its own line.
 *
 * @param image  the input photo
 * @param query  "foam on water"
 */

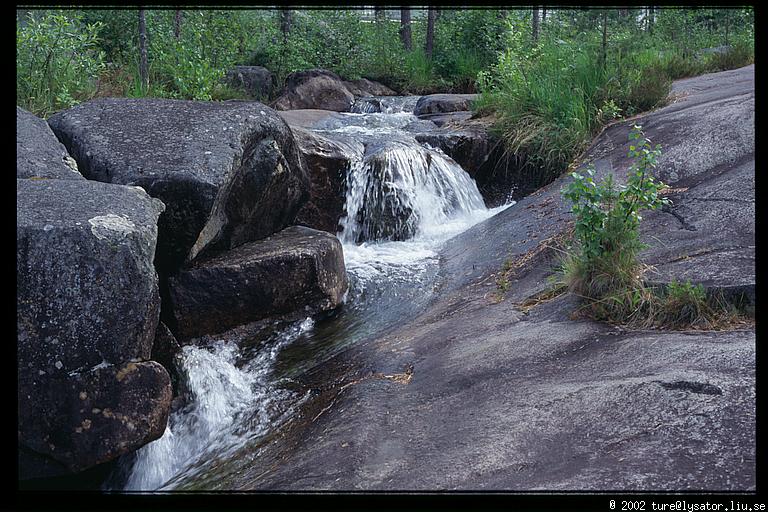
xmin=121 ymin=101 xmax=512 ymax=490
xmin=119 ymin=318 xmax=314 ymax=490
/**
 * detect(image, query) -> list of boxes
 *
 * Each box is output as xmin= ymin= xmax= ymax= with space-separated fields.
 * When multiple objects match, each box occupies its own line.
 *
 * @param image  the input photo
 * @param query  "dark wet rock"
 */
xmin=16 ymin=106 xmax=82 ymax=180
xmin=47 ymin=98 xmax=308 ymax=273
xmin=292 ymin=127 xmax=364 ymax=234
xmin=416 ymin=111 xmax=473 ymax=127
xmin=17 ymin=178 xmax=171 ymax=479
xmin=414 ymin=117 xmax=525 ymax=207
xmin=415 ymin=122 xmax=491 ymax=177
xmin=18 ymin=360 xmax=171 ymax=478
xmin=272 ymin=69 xmax=355 ymax=112
xmin=413 ymin=93 xmax=478 ymax=116
xmin=343 ymin=78 xmax=397 ymax=97
xmin=168 ymin=226 xmax=348 ymax=340
xmin=277 ymin=109 xmax=345 ymax=129
xmin=151 ymin=322 xmax=183 ymax=397
xmin=225 ymin=65 xmax=275 ymax=99
xmin=225 ymin=66 xmax=755 ymax=491
xmin=17 ymin=178 xmax=165 ymax=375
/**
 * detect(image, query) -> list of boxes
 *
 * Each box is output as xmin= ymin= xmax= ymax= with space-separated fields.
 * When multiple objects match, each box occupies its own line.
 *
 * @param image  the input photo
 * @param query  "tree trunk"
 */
xmin=138 ymin=8 xmax=149 ymax=92
xmin=542 ymin=8 xmax=547 ymax=23
xmin=280 ymin=7 xmax=292 ymax=41
xmin=425 ymin=7 xmax=436 ymax=59
xmin=174 ymin=9 xmax=182 ymax=40
xmin=532 ymin=7 xmax=540 ymax=43
xmin=601 ymin=10 xmax=608 ymax=71
xmin=400 ymin=8 xmax=412 ymax=51
xmin=648 ymin=6 xmax=655 ymax=34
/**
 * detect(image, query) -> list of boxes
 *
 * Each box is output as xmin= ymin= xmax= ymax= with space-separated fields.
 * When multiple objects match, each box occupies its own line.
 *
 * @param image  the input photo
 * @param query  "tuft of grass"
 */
xmin=210 ymin=83 xmax=253 ymax=101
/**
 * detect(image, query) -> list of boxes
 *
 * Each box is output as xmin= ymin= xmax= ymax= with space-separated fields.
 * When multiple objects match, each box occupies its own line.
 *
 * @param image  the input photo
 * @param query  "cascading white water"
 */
xmin=119 ymin=318 xmax=314 ymax=490
xmin=121 ymin=97 xmax=512 ymax=490
xmin=339 ymin=141 xmax=488 ymax=244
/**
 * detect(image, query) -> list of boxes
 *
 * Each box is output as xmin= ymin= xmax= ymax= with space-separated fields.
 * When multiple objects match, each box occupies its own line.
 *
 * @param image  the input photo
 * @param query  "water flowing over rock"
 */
xmin=17 ymin=178 xmax=170 ymax=479
xmin=16 ymin=107 xmax=82 ymax=180
xmin=292 ymin=127 xmax=365 ymax=233
xmin=168 ymin=226 xmax=348 ymax=340
xmin=47 ymin=98 xmax=308 ymax=273
xmin=340 ymin=141 xmax=487 ymax=243
xmin=351 ymin=95 xmax=420 ymax=114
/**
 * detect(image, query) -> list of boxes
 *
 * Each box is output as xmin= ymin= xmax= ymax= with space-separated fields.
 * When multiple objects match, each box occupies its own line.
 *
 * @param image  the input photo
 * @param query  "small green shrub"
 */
xmin=559 ymin=125 xmax=749 ymax=329
xmin=561 ymin=125 xmax=669 ymax=320
xmin=17 ymin=11 xmax=106 ymax=117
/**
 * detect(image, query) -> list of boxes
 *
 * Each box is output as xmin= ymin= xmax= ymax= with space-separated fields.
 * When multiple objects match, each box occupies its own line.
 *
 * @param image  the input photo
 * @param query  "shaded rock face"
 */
xmin=168 ymin=226 xmax=348 ymax=340
xmin=16 ymin=106 xmax=82 ymax=180
xmin=225 ymin=65 xmax=275 ymax=99
xmin=344 ymin=78 xmax=397 ymax=97
xmin=47 ymin=98 xmax=308 ymax=273
xmin=415 ymin=117 xmax=537 ymax=207
xmin=17 ymin=178 xmax=171 ymax=478
xmin=18 ymin=361 xmax=171 ymax=478
xmin=351 ymin=146 xmax=418 ymax=243
xmin=292 ymin=127 xmax=365 ymax=234
xmin=272 ymin=69 xmax=355 ymax=112
xmin=151 ymin=322 xmax=183 ymax=398
xmin=413 ymin=94 xmax=478 ymax=116
xmin=17 ymin=179 xmax=165 ymax=374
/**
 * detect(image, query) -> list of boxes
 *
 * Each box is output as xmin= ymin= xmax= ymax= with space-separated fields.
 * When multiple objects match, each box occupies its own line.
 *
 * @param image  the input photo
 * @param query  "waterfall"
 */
xmin=117 ymin=318 xmax=314 ymax=491
xmin=120 ymin=96 xmax=512 ymax=490
xmin=339 ymin=141 xmax=487 ymax=244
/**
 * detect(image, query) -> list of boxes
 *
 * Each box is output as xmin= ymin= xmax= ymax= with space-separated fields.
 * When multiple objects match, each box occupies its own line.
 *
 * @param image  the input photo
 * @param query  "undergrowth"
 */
xmin=557 ymin=125 xmax=750 ymax=330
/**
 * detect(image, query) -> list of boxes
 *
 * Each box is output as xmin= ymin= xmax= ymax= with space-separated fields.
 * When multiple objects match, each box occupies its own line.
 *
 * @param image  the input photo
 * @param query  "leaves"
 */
xmin=562 ymin=125 xmax=668 ymax=269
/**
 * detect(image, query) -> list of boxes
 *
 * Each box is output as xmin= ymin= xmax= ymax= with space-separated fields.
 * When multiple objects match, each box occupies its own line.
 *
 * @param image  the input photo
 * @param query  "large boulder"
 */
xmin=292 ymin=127 xmax=364 ymax=234
xmin=413 ymin=94 xmax=478 ymax=116
xmin=224 ymin=65 xmax=275 ymax=99
xmin=272 ymin=69 xmax=355 ymax=112
xmin=168 ymin=226 xmax=348 ymax=340
xmin=16 ymin=106 xmax=82 ymax=180
xmin=17 ymin=178 xmax=170 ymax=478
xmin=343 ymin=78 xmax=397 ymax=97
xmin=19 ymin=361 xmax=171 ymax=478
xmin=47 ymin=98 xmax=308 ymax=273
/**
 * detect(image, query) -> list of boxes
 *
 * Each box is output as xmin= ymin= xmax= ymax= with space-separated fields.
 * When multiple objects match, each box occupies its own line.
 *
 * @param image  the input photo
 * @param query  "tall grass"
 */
xmin=477 ymin=42 xmax=623 ymax=188
xmin=479 ymin=29 xmax=754 ymax=192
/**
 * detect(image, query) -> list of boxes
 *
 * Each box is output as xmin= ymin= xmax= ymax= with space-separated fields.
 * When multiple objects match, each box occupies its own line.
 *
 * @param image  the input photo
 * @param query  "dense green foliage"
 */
xmin=478 ymin=7 xmax=754 ymax=187
xmin=17 ymin=11 xmax=106 ymax=118
xmin=16 ymin=8 xmax=511 ymax=116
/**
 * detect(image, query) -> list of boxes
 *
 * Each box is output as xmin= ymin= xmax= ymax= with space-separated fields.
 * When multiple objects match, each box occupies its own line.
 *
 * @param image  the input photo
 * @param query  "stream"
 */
xmin=110 ymin=96 xmax=511 ymax=491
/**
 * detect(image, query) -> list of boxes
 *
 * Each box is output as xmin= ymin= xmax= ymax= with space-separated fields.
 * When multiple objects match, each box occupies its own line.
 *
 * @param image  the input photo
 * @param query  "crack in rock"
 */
xmin=661 ymin=205 xmax=697 ymax=231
